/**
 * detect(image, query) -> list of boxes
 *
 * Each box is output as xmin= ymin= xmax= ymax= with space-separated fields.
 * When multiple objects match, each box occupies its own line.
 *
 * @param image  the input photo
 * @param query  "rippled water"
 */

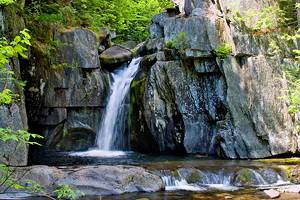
xmin=5 ymin=189 xmax=274 ymax=200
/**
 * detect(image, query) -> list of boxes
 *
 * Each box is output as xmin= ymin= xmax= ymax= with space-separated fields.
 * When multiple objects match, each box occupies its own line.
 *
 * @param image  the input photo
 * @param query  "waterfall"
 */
xmin=96 ymin=57 xmax=142 ymax=150
xmin=70 ymin=57 xmax=142 ymax=157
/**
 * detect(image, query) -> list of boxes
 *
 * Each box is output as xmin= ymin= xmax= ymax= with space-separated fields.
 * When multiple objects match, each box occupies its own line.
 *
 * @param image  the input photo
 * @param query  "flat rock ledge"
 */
xmin=262 ymin=185 xmax=300 ymax=199
xmin=3 ymin=165 xmax=164 ymax=196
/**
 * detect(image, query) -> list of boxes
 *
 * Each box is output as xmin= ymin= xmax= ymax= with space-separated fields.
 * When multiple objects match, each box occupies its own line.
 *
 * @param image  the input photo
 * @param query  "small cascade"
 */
xmin=161 ymin=168 xmax=289 ymax=192
xmin=200 ymin=169 xmax=232 ymax=185
xmin=248 ymin=169 xmax=268 ymax=185
xmin=70 ymin=57 xmax=142 ymax=158
xmin=161 ymin=175 xmax=205 ymax=191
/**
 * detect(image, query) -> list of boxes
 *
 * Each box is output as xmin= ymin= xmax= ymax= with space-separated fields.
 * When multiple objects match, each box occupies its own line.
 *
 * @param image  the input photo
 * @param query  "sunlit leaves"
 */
xmin=0 ymin=128 xmax=43 ymax=145
xmin=0 ymin=0 xmax=14 ymax=6
xmin=54 ymin=184 xmax=84 ymax=200
xmin=0 ymin=29 xmax=31 ymax=106
xmin=26 ymin=0 xmax=173 ymax=42
xmin=0 ymin=89 xmax=18 ymax=105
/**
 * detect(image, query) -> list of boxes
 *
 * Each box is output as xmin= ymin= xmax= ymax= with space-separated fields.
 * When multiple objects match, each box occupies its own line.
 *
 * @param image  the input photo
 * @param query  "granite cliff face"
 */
xmin=24 ymin=28 xmax=110 ymax=157
xmin=129 ymin=0 xmax=298 ymax=158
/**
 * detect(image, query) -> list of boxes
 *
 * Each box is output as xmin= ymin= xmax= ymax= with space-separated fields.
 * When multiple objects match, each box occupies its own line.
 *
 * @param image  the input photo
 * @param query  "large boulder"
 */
xmin=5 ymin=165 xmax=164 ymax=196
xmin=100 ymin=45 xmax=133 ymax=68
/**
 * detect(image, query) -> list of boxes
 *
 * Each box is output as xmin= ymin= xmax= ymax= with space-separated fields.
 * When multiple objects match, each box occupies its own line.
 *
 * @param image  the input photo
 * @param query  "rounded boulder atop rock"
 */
xmin=100 ymin=45 xmax=133 ymax=69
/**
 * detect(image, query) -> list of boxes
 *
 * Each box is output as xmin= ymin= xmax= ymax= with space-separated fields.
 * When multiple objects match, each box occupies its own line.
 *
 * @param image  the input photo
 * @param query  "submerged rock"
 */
xmin=264 ymin=189 xmax=280 ymax=199
xmin=233 ymin=169 xmax=262 ymax=186
xmin=277 ymin=185 xmax=300 ymax=193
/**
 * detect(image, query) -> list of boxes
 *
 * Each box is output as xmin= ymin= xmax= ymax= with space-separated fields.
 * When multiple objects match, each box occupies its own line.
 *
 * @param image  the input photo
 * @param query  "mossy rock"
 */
xmin=177 ymin=168 xmax=203 ymax=184
xmin=233 ymin=168 xmax=261 ymax=186
xmin=186 ymin=170 xmax=202 ymax=184
xmin=171 ymin=170 xmax=181 ymax=179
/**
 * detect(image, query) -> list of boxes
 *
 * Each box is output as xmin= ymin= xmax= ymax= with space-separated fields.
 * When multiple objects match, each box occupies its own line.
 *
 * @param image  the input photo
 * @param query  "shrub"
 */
xmin=215 ymin=43 xmax=232 ymax=59
xmin=54 ymin=184 xmax=83 ymax=200
xmin=165 ymin=32 xmax=189 ymax=53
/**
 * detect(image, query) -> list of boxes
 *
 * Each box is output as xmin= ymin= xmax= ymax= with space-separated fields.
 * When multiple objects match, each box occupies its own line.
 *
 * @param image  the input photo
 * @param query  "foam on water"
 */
xmin=70 ymin=150 xmax=127 ymax=158
xmin=206 ymin=184 xmax=239 ymax=191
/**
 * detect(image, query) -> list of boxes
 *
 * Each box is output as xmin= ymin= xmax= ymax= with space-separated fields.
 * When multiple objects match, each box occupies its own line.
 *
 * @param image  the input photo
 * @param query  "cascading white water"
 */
xmin=161 ymin=176 xmax=205 ymax=191
xmin=70 ymin=57 xmax=142 ymax=157
xmin=161 ymin=168 xmax=290 ymax=192
xmin=96 ymin=57 xmax=142 ymax=150
xmin=161 ymin=169 xmax=238 ymax=192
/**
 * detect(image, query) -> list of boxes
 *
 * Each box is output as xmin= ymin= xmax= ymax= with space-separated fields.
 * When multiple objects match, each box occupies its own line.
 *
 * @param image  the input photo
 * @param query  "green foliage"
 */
xmin=229 ymin=1 xmax=297 ymax=33
xmin=25 ymin=180 xmax=83 ymax=200
xmin=253 ymin=7 xmax=286 ymax=31
xmin=25 ymin=180 xmax=45 ymax=194
xmin=0 ymin=29 xmax=31 ymax=104
xmin=0 ymin=89 xmax=17 ymax=105
xmin=0 ymin=30 xmax=30 ymax=106
xmin=215 ymin=43 xmax=232 ymax=59
xmin=278 ymin=0 xmax=298 ymax=26
xmin=0 ymin=128 xmax=43 ymax=145
xmin=284 ymin=56 xmax=300 ymax=118
xmin=54 ymin=184 xmax=83 ymax=200
xmin=25 ymin=0 xmax=173 ymax=42
xmin=0 ymin=29 xmax=31 ymax=66
xmin=0 ymin=31 xmax=44 ymax=195
xmin=0 ymin=164 xmax=24 ymax=193
xmin=0 ymin=0 xmax=14 ymax=6
xmin=165 ymin=32 xmax=189 ymax=53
